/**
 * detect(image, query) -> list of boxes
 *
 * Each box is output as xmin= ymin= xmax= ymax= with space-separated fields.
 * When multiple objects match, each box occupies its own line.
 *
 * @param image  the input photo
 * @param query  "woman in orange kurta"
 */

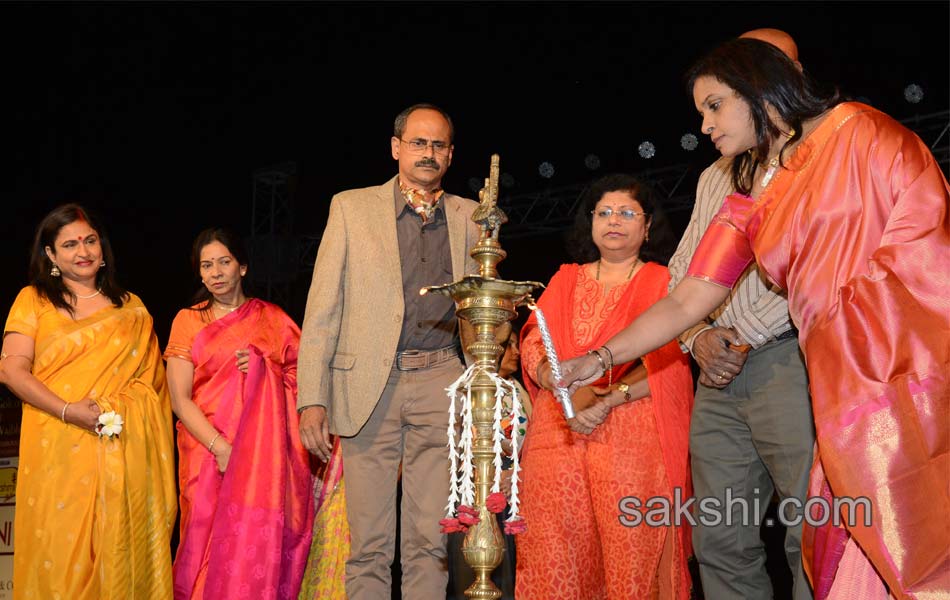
xmin=516 ymin=174 xmax=694 ymax=600
xmin=560 ymin=39 xmax=949 ymax=600
xmin=165 ymin=228 xmax=316 ymax=599
xmin=0 ymin=204 xmax=177 ymax=600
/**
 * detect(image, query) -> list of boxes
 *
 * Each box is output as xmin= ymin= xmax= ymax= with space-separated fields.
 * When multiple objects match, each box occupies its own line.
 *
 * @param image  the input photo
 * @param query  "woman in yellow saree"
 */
xmin=0 ymin=204 xmax=177 ymax=600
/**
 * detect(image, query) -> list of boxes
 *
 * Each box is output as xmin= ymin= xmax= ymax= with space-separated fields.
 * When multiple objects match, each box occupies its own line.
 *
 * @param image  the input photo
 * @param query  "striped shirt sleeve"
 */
xmin=667 ymin=157 xmax=793 ymax=352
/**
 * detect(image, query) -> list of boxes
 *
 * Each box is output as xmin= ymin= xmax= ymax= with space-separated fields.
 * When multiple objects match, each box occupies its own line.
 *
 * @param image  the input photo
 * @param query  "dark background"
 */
xmin=4 ymin=1 xmax=948 ymax=341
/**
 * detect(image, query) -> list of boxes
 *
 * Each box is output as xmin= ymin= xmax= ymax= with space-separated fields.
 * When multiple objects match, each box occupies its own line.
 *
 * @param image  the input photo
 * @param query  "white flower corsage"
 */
xmin=96 ymin=411 xmax=124 ymax=439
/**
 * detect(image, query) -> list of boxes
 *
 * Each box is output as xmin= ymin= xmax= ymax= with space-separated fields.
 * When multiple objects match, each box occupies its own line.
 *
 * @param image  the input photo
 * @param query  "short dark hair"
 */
xmin=188 ymin=227 xmax=250 ymax=311
xmin=686 ymin=38 xmax=840 ymax=194
xmin=29 ymin=203 xmax=127 ymax=315
xmin=394 ymin=103 xmax=455 ymax=143
xmin=567 ymin=173 xmax=677 ymax=266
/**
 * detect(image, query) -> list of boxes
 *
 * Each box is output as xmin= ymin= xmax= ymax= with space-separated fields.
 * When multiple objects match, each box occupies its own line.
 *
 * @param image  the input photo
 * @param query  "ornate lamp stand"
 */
xmin=422 ymin=154 xmax=541 ymax=599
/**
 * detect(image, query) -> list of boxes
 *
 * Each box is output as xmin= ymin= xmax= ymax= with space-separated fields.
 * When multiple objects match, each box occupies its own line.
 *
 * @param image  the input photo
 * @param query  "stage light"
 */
xmin=680 ymin=134 xmax=698 ymax=151
xmin=538 ymin=162 xmax=555 ymax=179
xmin=638 ymin=141 xmax=656 ymax=159
xmin=584 ymin=154 xmax=601 ymax=170
xmin=904 ymin=83 xmax=924 ymax=104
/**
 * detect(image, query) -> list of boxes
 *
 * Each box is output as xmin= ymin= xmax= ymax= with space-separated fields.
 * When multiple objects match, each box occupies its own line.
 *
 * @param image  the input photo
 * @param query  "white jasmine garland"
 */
xmin=506 ymin=381 xmax=524 ymax=521
xmin=490 ymin=378 xmax=506 ymax=494
xmin=458 ymin=384 xmax=475 ymax=508
xmin=443 ymin=365 xmax=525 ymax=523
xmin=444 ymin=364 xmax=475 ymax=517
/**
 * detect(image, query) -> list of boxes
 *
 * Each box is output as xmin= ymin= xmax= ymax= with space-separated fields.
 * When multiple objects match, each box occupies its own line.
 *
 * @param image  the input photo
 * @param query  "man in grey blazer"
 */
xmin=297 ymin=103 xmax=481 ymax=599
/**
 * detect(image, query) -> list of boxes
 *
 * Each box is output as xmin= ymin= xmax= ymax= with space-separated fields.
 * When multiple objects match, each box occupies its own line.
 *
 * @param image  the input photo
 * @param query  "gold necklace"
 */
xmin=759 ymin=155 xmax=781 ymax=188
xmin=213 ymin=299 xmax=244 ymax=313
xmin=596 ymin=258 xmax=641 ymax=281
xmin=759 ymin=127 xmax=797 ymax=188
xmin=75 ymin=288 xmax=102 ymax=300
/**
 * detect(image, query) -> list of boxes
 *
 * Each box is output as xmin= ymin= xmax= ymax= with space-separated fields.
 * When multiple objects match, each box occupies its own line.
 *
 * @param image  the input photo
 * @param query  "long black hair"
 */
xmin=187 ymin=227 xmax=250 ymax=312
xmin=29 ymin=203 xmax=127 ymax=315
xmin=567 ymin=173 xmax=677 ymax=265
xmin=686 ymin=38 xmax=841 ymax=194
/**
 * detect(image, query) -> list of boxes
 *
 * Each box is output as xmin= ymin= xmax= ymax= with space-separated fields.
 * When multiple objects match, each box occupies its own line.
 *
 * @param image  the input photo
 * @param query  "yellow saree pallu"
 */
xmin=297 ymin=438 xmax=348 ymax=600
xmin=6 ymin=287 xmax=176 ymax=600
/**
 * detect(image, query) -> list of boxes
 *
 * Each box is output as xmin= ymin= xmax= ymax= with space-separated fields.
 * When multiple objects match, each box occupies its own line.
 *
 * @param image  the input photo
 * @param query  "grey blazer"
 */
xmin=297 ymin=175 xmax=480 ymax=436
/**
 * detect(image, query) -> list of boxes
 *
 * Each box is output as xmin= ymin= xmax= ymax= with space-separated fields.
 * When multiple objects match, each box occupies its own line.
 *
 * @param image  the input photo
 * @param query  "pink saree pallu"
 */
xmin=172 ymin=300 xmax=315 ymax=600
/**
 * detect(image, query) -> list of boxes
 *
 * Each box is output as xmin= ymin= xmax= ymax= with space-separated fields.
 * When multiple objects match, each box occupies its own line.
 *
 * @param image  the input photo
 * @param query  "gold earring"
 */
xmin=50 ymin=264 xmax=61 ymax=277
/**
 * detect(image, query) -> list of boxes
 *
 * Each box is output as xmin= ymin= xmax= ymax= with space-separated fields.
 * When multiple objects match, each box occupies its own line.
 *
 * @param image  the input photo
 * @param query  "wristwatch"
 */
xmin=616 ymin=383 xmax=632 ymax=402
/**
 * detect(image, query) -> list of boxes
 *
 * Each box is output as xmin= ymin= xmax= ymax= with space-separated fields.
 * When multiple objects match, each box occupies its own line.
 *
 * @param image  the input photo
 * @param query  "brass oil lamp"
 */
xmin=422 ymin=154 xmax=541 ymax=599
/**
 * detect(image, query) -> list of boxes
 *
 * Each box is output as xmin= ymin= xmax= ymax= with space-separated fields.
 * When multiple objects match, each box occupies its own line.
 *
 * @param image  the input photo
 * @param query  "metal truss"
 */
xmin=498 ymin=109 xmax=949 ymax=240
xmin=248 ymin=162 xmax=298 ymax=307
xmin=251 ymin=162 xmax=296 ymax=235
xmin=299 ymin=235 xmax=322 ymax=268
xmin=905 ymin=109 xmax=949 ymax=172
xmin=498 ymin=163 xmax=699 ymax=240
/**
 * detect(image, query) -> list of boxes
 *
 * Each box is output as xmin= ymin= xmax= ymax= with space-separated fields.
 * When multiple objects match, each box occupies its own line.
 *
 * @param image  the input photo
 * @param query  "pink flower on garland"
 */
xmin=504 ymin=518 xmax=527 ymax=535
xmin=486 ymin=492 xmax=507 ymax=514
xmin=457 ymin=505 xmax=481 ymax=526
xmin=440 ymin=518 xmax=468 ymax=534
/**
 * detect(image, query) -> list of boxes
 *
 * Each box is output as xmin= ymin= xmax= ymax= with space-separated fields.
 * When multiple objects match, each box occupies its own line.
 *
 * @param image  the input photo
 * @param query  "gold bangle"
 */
xmin=601 ymin=345 xmax=614 ymax=368
xmin=61 ymin=403 xmax=69 ymax=423
xmin=601 ymin=346 xmax=614 ymax=386
xmin=1 ymin=352 xmax=34 ymax=363
xmin=586 ymin=349 xmax=606 ymax=373
xmin=208 ymin=432 xmax=221 ymax=453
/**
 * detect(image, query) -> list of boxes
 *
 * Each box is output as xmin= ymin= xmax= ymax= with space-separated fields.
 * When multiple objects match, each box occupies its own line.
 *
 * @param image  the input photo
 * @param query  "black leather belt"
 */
xmin=773 ymin=329 xmax=798 ymax=342
xmin=395 ymin=344 xmax=461 ymax=371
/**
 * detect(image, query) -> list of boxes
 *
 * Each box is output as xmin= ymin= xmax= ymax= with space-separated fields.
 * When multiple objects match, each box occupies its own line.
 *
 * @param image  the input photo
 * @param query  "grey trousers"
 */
xmin=689 ymin=336 xmax=815 ymax=600
xmin=340 ymin=358 xmax=464 ymax=600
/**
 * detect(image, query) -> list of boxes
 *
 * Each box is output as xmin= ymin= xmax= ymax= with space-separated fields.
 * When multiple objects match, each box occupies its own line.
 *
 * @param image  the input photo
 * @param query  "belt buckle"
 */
xmin=397 ymin=350 xmax=426 ymax=371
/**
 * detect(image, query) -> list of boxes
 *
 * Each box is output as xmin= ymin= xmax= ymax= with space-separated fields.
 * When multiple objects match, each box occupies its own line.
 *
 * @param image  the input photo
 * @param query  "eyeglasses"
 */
xmin=399 ymin=138 xmax=451 ymax=155
xmin=591 ymin=208 xmax=650 ymax=220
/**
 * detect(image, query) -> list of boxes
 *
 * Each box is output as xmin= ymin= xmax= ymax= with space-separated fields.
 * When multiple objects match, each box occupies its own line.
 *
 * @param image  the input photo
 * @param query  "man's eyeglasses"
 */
xmin=591 ymin=208 xmax=650 ymax=220
xmin=399 ymin=138 xmax=451 ymax=155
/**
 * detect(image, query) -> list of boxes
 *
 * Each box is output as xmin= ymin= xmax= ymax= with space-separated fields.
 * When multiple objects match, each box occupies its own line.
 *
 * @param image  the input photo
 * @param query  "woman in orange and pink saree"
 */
xmin=559 ymin=39 xmax=948 ymax=600
xmin=0 ymin=204 xmax=177 ymax=600
xmin=164 ymin=228 xmax=315 ymax=600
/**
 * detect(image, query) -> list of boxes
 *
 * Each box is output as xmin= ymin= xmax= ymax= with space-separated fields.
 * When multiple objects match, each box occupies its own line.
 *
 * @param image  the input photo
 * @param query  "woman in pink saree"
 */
xmin=165 ymin=228 xmax=315 ymax=599
xmin=559 ymin=39 xmax=948 ymax=599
